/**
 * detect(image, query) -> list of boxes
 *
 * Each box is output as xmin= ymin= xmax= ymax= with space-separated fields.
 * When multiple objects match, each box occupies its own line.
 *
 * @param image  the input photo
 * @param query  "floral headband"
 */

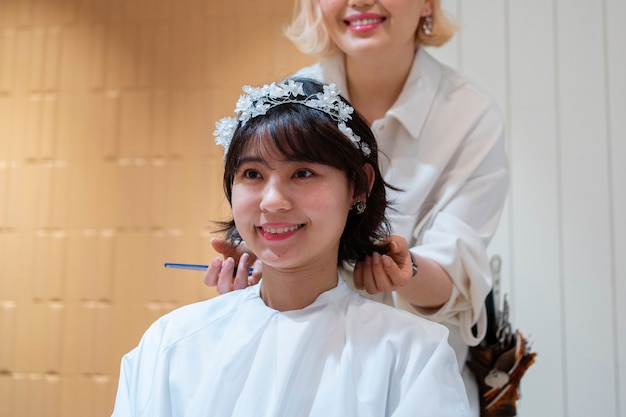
xmin=213 ymin=80 xmax=371 ymax=157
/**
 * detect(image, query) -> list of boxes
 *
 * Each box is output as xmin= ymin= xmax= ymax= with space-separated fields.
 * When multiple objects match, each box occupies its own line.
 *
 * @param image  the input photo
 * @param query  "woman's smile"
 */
xmin=259 ymin=223 xmax=304 ymax=241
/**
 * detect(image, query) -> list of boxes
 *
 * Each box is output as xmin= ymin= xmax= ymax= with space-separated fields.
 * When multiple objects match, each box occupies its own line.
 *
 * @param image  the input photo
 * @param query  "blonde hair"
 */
xmin=285 ymin=0 xmax=458 ymax=58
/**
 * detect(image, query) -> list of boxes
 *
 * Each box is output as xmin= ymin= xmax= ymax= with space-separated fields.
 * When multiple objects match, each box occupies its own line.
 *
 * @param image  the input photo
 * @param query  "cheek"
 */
xmin=231 ymin=187 xmax=255 ymax=224
xmin=319 ymin=0 xmax=342 ymax=23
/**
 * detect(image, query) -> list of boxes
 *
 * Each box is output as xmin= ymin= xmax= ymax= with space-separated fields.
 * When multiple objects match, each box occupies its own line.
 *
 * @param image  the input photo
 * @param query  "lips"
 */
xmin=259 ymin=224 xmax=304 ymax=241
xmin=344 ymin=13 xmax=386 ymax=29
xmin=261 ymin=224 xmax=303 ymax=234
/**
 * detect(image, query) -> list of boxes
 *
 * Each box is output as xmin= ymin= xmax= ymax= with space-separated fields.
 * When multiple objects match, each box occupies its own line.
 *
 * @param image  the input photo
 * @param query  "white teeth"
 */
xmin=350 ymin=18 xmax=382 ymax=26
xmin=262 ymin=225 xmax=302 ymax=234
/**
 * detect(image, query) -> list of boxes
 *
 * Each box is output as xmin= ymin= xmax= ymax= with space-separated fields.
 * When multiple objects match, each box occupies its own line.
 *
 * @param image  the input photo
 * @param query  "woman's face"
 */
xmin=231 ymin=142 xmax=355 ymax=272
xmin=319 ymin=0 xmax=432 ymax=57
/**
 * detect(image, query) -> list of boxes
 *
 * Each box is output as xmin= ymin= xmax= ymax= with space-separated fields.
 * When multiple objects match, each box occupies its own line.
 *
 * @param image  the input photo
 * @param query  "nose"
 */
xmin=348 ymin=0 xmax=374 ymax=8
xmin=259 ymin=179 xmax=292 ymax=213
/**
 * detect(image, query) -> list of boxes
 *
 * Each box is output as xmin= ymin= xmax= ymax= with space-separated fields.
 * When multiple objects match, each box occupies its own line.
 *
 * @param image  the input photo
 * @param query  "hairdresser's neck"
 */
xmin=259 ymin=263 xmax=339 ymax=311
xmin=344 ymin=42 xmax=417 ymax=124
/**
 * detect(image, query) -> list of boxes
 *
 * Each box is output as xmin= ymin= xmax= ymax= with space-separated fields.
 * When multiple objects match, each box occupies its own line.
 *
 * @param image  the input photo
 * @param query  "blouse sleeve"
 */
xmin=397 ymin=100 xmax=509 ymax=347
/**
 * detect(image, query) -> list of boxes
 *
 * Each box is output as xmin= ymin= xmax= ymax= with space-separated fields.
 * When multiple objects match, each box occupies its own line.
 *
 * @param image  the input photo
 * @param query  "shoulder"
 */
xmin=346 ymin=291 xmax=450 ymax=343
xmin=139 ymin=288 xmax=252 ymax=350
xmin=418 ymin=48 xmax=502 ymax=117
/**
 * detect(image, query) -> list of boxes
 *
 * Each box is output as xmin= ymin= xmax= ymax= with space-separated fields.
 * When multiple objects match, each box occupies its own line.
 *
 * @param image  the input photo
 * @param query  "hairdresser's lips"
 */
xmin=344 ymin=13 xmax=386 ymax=33
xmin=259 ymin=223 xmax=304 ymax=241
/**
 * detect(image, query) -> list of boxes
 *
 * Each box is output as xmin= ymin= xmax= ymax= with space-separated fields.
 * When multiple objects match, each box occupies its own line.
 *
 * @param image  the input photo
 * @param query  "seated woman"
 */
xmin=111 ymin=78 xmax=470 ymax=417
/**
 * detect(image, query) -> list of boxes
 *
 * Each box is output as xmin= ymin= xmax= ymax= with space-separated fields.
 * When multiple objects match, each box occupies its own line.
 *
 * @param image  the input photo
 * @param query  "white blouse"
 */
xmin=296 ymin=47 xmax=510 ymax=367
xmin=112 ymin=279 xmax=470 ymax=417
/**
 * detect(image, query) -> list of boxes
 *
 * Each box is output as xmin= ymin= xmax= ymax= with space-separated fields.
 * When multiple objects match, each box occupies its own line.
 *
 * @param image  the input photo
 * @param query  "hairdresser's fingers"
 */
xmin=361 ymin=255 xmax=381 ymax=295
xmin=216 ymin=257 xmax=236 ymax=294
xmin=203 ymin=257 xmax=223 ymax=287
xmin=353 ymin=260 xmax=366 ymax=290
xmin=370 ymin=251 xmax=395 ymax=293
xmin=211 ymin=238 xmax=241 ymax=262
xmin=232 ymin=253 xmax=251 ymax=290
xmin=383 ymin=236 xmax=413 ymax=287
xmin=248 ymin=259 xmax=263 ymax=286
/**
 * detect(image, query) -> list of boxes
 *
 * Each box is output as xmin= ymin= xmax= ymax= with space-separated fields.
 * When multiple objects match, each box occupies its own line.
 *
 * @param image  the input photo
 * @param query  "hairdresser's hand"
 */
xmin=203 ymin=238 xmax=262 ymax=294
xmin=353 ymin=235 xmax=414 ymax=294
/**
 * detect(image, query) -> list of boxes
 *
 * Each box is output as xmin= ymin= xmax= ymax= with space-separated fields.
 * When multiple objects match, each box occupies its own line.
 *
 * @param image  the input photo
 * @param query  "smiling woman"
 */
xmin=111 ymin=77 xmax=471 ymax=417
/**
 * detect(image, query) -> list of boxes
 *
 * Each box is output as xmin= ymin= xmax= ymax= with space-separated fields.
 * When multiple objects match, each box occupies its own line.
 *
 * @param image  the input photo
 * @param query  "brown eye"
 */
xmin=293 ymin=169 xmax=313 ymax=178
xmin=242 ymin=169 xmax=262 ymax=179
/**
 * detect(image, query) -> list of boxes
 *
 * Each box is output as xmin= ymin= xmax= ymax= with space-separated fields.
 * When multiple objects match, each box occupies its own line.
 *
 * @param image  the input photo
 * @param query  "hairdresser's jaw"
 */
xmin=231 ymin=153 xmax=353 ymax=275
xmin=319 ymin=0 xmax=429 ymax=58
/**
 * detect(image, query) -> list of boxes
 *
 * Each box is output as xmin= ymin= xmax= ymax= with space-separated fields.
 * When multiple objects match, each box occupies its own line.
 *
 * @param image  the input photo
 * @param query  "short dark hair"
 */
xmin=216 ymin=77 xmax=394 ymax=266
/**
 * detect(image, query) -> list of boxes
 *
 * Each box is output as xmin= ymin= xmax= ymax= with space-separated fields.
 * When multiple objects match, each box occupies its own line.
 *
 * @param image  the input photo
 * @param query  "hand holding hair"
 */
xmin=353 ymin=235 xmax=414 ymax=294
xmin=203 ymin=238 xmax=261 ymax=293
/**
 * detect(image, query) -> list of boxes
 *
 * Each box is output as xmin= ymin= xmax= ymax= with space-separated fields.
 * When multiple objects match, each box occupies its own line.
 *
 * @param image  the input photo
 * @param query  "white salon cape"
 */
xmin=296 ymin=47 xmax=510 ymax=415
xmin=112 ymin=279 xmax=470 ymax=417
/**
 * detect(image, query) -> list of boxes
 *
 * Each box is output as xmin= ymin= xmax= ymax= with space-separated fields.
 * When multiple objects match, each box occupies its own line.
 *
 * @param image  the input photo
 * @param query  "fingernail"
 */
xmin=372 ymin=252 xmax=381 ymax=265
xmin=382 ymin=254 xmax=392 ymax=267
xmin=211 ymin=257 xmax=222 ymax=267
xmin=224 ymin=257 xmax=234 ymax=268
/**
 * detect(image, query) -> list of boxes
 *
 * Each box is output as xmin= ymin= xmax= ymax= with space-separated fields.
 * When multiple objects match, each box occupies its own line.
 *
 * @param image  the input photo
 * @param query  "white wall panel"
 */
xmin=507 ymin=1 xmax=564 ymax=415
xmin=606 ymin=0 xmax=626 ymax=415
xmin=556 ymin=2 xmax=617 ymax=417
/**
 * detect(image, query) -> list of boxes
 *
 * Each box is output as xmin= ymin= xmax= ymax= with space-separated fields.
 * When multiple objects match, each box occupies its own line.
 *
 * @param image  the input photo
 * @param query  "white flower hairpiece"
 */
xmin=213 ymin=80 xmax=371 ymax=157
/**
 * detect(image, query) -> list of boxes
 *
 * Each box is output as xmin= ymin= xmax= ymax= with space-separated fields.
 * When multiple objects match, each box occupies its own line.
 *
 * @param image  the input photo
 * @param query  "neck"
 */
xmin=344 ymin=44 xmax=417 ymax=124
xmin=259 ymin=264 xmax=339 ymax=311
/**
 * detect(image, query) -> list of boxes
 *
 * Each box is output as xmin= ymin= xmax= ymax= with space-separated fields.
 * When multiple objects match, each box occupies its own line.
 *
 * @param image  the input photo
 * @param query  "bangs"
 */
xmin=232 ymin=104 xmax=358 ymax=169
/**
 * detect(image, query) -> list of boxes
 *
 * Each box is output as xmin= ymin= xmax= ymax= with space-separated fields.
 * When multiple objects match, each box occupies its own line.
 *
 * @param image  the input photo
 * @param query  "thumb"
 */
xmin=210 ymin=238 xmax=231 ymax=255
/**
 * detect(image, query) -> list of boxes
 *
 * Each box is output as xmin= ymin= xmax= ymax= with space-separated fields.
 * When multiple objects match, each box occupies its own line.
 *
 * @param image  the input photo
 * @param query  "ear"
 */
xmin=421 ymin=0 xmax=434 ymax=16
xmin=354 ymin=163 xmax=375 ymax=203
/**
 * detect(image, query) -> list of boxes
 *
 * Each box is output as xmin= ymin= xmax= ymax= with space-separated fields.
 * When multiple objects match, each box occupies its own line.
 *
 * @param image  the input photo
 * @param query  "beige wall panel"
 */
xmin=28 ymin=27 xmax=45 ymax=90
xmin=12 ymin=373 xmax=57 ymax=417
xmin=109 ymin=305 xmax=160 ymax=372
xmin=55 ymin=92 xmax=120 ymax=161
xmin=0 ymin=29 xmax=16 ymax=92
xmin=0 ymin=374 xmax=12 ymax=417
xmin=24 ymin=94 xmax=43 ymax=158
xmin=0 ymin=98 xmax=13 ymax=158
xmin=0 ymin=163 xmax=7 ymax=224
xmin=14 ymin=303 xmax=47 ymax=371
xmin=0 ymin=301 xmax=16 ymax=372
xmin=60 ymin=376 xmax=98 ymax=417
xmin=148 ymin=231 xmax=211 ymax=303
xmin=51 ymin=161 xmax=117 ymax=228
xmin=115 ymin=162 xmax=152 ymax=229
xmin=170 ymin=21 xmax=208 ymax=88
xmin=0 ymin=232 xmax=33 ymax=301
xmin=24 ymin=92 xmax=59 ymax=160
xmin=58 ymin=25 xmax=97 ymax=91
xmin=6 ymin=164 xmax=40 ymax=228
xmin=119 ymin=90 xmax=151 ymax=156
xmin=91 ymin=304 xmax=114 ymax=374
xmin=40 ymin=93 xmax=58 ymax=158
xmin=44 ymin=303 xmax=63 ymax=371
xmin=48 ymin=162 xmax=70 ymax=228
xmin=80 ymin=231 xmax=115 ymax=301
xmin=33 ymin=230 xmax=66 ymax=301
xmin=111 ymin=232 xmax=151 ymax=302
xmin=59 ymin=303 xmax=94 ymax=374
xmin=154 ymin=160 xmax=214 ymax=229
xmin=169 ymin=90 xmax=212 ymax=157
xmin=43 ymin=27 xmax=61 ymax=90
xmin=150 ymin=91 xmax=170 ymax=156
xmin=60 ymin=376 xmax=109 ymax=417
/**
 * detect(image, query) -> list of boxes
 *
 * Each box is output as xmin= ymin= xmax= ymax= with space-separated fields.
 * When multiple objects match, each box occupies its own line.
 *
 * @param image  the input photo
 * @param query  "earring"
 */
xmin=353 ymin=201 xmax=366 ymax=215
xmin=422 ymin=15 xmax=433 ymax=36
